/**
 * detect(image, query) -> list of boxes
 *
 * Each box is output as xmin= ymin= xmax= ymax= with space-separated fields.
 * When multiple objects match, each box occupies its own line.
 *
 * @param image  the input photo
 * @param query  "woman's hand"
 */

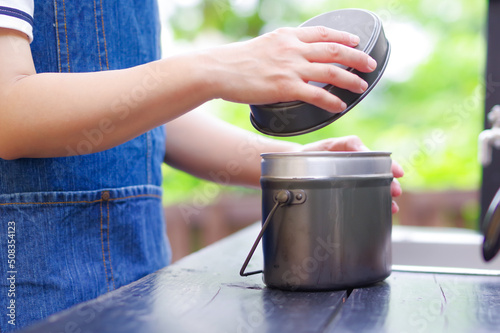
xmin=300 ymin=135 xmax=404 ymax=214
xmin=200 ymin=26 xmax=377 ymax=113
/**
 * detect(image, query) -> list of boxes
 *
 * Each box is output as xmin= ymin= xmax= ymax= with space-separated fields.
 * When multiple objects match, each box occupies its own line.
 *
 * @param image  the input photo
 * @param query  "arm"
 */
xmin=0 ymin=29 xmax=214 ymax=159
xmin=0 ymin=27 xmax=374 ymax=159
xmin=165 ymin=112 xmax=404 ymax=212
xmin=164 ymin=111 xmax=301 ymax=188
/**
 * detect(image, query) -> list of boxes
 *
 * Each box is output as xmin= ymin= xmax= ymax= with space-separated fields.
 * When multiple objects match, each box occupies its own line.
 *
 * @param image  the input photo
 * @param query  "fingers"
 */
xmin=391 ymin=179 xmax=402 ymax=215
xmin=301 ymin=135 xmax=369 ymax=152
xmin=279 ymin=26 xmax=377 ymax=74
xmin=392 ymin=201 xmax=400 ymax=214
xmin=293 ymin=83 xmax=349 ymax=113
xmin=303 ymin=42 xmax=377 ymax=74
xmin=392 ymin=161 xmax=405 ymax=178
xmin=299 ymin=134 xmax=403 ymax=215
xmin=391 ymin=179 xmax=402 ymax=197
xmin=291 ymin=27 xmax=377 ymax=109
xmin=293 ymin=26 xmax=360 ymax=46
xmin=303 ymin=63 xmax=368 ymax=94
xmin=335 ymin=135 xmax=370 ymax=151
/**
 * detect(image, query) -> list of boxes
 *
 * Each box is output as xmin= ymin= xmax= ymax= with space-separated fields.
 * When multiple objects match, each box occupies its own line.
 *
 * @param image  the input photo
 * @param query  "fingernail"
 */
xmin=350 ymin=34 xmax=360 ymax=45
xmin=360 ymin=80 xmax=368 ymax=93
xmin=393 ymin=162 xmax=405 ymax=176
xmin=368 ymin=57 xmax=377 ymax=71
xmin=340 ymin=102 xmax=347 ymax=110
xmin=397 ymin=164 xmax=405 ymax=176
xmin=392 ymin=201 xmax=399 ymax=214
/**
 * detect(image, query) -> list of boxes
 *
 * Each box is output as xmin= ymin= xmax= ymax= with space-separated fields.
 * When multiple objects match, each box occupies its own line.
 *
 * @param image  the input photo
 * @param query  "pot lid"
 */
xmin=249 ymin=9 xmax=390 ymax=137
xmin=482 ymin=188 xmax=500 ymax=261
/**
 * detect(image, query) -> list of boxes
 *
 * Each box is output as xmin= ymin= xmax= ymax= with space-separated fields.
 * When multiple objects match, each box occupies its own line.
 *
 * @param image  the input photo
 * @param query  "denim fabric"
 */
xmin=0 ymin=1 xmax=170 ymax=331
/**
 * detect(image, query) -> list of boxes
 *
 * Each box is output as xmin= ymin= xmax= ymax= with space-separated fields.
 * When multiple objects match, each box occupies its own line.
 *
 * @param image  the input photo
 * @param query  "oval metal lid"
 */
xmin=482 ymin=188 xmax=500 ymax=261
xmin=261 ymin=151 xmax=392 ymax=179
xmin=250 ymin=9 xmax=390 ymax=137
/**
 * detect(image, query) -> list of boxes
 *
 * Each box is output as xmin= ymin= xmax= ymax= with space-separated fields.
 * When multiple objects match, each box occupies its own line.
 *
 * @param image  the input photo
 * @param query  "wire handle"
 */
xmin=240 ymin=190 xmax=292 ymax=277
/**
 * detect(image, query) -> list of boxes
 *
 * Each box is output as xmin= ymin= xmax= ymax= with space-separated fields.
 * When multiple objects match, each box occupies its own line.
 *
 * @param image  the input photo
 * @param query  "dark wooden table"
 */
xmin=20 ymin=224 xmax=500 ymax=333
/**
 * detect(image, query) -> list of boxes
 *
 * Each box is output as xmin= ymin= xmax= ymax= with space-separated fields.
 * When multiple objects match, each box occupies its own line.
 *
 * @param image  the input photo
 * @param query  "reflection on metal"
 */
xmin=392 ymin=265 xmax=500 ymax=276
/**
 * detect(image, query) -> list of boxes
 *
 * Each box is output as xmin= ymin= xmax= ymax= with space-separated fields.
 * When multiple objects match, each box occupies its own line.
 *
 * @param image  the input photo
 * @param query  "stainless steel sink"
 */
xmin=392 ymin=225 xmax=500 ymax=275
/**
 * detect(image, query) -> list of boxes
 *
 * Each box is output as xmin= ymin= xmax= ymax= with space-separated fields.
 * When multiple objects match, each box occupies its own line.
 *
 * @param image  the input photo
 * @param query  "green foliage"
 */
xmin=161 ymin=0 xmax=487 ymax=204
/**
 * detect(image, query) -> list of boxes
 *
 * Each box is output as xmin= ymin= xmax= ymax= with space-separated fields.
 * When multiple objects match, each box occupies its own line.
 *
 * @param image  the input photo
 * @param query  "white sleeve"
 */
xmin=0 ymin=0 xmax=34 ymax=42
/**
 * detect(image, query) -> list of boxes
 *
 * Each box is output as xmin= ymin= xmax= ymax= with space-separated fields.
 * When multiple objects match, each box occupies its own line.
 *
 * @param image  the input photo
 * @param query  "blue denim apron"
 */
xmin=0 ymin=1 xmax=170 ymax=330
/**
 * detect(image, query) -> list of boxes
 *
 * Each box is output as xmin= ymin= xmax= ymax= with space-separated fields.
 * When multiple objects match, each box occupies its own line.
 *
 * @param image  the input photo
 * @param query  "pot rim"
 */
xmin=261 ymin=151 xmax=393 ymax=179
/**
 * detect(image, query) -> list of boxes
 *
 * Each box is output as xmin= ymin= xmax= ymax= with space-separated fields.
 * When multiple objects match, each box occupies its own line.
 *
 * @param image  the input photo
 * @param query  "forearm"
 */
xmin=0 ymin=31 xmax=213 ymax=159
xmin=164 ymin=111 xmax=301 ymax=188
xmin=5 ymin=61 xmax=212 ymax=159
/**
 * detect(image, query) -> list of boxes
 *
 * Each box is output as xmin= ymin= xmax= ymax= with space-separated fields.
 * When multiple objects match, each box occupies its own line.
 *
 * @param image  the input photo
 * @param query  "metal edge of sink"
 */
xmin=391 ymin=225 xmax=500 ymax=275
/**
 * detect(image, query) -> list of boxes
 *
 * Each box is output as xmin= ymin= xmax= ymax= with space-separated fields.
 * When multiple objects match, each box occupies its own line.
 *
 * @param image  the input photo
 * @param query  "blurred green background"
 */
xmin=158 ymin=0 xmax=487 ymax=221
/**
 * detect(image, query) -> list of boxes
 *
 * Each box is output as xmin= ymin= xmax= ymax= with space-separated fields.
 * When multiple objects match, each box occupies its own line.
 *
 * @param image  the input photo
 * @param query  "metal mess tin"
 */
xmin=240 ymin=152 xmax=393 ymax=291
xmin=250 ymin=9 xmax=391 ymax=136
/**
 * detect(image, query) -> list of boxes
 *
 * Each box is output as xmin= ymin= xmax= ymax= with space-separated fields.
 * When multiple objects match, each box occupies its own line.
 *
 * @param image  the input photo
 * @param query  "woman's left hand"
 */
xmin=300 ymin=135 xmax=404 ymax=214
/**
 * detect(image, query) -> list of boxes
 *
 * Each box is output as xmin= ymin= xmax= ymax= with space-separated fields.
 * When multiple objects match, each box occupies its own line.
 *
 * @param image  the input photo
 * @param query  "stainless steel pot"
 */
xmin=240 ymin=152 xmax=394 ymax=291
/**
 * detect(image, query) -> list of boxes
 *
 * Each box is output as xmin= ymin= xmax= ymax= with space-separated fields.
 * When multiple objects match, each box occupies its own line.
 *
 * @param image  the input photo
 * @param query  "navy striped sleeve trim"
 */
xmin=0 ymin=6 xmax=34 ymax=26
